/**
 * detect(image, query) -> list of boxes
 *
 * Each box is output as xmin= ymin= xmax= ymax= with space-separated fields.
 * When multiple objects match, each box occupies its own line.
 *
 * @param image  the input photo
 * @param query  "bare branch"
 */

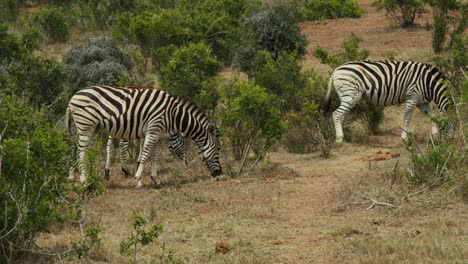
xmin=0 ymin=192 xmax=23 ymax=239
xmin=359 ymin=195 xmax=399 ymax=210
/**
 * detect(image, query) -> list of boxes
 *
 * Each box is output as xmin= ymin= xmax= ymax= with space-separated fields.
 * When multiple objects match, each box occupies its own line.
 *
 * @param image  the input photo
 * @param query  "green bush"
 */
xmin=0 ymin=27 xmax=65 ymax=115
xmin=0 ymin=0 xmax=24 ymax=22
xmin=159 ymin=42 xmax=222 ymax=109
xmin=0 ymin=23 xmax=29 ymax=62
xmin=120 ymin=210 xmax=164 ymax=264
xmin=314 ymin=33 xmax=369 ymax=69
xmin=248 ymin=50 xmax=307 ymax=112
xmin=63 ymin=37 xmax=133 ymax=92
xmin=177 ymin=0 xmax=247 ymax=64
xmin=281 ymin=71 xmax=335 ymax=156
xmin=0 ymin=96 xmax=72 ymax=262
xmin=304 ymin=0 xmax=364 ymax=20
xmin=234 ymin=1 xmax=307 ymax=72
xmin=219 ymin=80 xmax=286 ymax=172
xmin=34 ymin=7 xmax=70 ymax=43
xmin=426 ymin=0 xmax=465 ymax=52
xmin=372 ymin=0 xmax=425 ymax=27
xmin=7 ymin=57 xmax=64 ymax=106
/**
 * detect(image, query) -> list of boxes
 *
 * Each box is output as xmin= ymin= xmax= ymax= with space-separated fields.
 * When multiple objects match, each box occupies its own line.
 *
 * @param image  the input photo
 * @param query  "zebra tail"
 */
xmin=323 ymin=77 xmax=334 ymax=118
xmin=65 ymin=107 xmax=74 ymax=135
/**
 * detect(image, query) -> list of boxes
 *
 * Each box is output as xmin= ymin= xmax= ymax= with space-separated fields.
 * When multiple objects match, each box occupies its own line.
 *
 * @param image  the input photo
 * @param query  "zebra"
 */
xmin=104 ymin=132 xmax=188 ymax=183
xmin=324 ymin=60 xmax=452 ymax=143
xmin=68 ymin=85 xmax=222 ymax=188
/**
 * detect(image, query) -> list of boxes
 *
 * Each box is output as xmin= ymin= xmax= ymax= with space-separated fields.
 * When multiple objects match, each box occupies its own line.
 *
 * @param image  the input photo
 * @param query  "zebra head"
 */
xmin=200 ymin=126 xmax=222 ymax=177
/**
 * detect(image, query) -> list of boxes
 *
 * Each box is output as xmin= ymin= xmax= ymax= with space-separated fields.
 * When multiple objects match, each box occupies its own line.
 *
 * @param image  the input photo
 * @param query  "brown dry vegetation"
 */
xmin=33 ymin=1 xmax=468 ymax=263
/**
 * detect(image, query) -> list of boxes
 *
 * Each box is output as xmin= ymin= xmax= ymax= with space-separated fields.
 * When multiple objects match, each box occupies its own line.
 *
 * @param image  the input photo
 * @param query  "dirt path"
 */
xmin=264 ymin=138 xmax=402 ymax=263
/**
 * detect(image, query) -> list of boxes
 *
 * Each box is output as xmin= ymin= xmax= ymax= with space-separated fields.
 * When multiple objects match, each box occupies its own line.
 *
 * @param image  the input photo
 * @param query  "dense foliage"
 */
xmin=0 ymin=96 xmax=71 ymax=262
xmin=34 ymin=7 xmax=70 ymax=43
xmin=234 ymin=2 xmax=307 ymax=72
xmin=303 ymin=0 xmax=364 ymax=20
xmin=63 ymin=37 xmax=133 ymax=92
xmin=219 ymin=81 xmax=286 ymax=169
xmin=159 ymin=42 xmax=222 ymax=109
xmin=372 ymin=0 xmax=426 ymax=27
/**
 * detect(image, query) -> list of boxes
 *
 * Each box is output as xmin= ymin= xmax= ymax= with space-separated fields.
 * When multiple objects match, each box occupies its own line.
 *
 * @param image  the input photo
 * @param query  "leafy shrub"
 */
xmin=426 ymin=0 xmax=466 ymax=52
xmin=314 ymin=34 xmax=369 ymax=69
xmin=304 ymin=0 xmax=364 ymax=20
xmin=0 ymin=96 xmax=72 ymax=262
xmin=314 ymin=34 xmax=384 ymax=136
xmin=0 ymin=23 xmax=29 ymax=62
xmin=0 ymin=0 xmax=24 ymax=22
xmin=34 ymin=7 xmax=70 ymax=43
xmin=177 ymin=0 xmax=247 ymax=64
xmin=219 ymin=80 xmax=286 ymax=173
xmin=234 ymin=1 xmax=307 ymax=72
xmin=63 ymin=37 xmax=132 ymax=92
xmin=372 ymin=0 xmax=425 ymax=27
xmin=130 ymin=9 xmax=191 ymax=56
xmin=248 ymin=50 xmax=307 ymax=112
xmin=159 ymin=42 xmax=222 ymax=109
xmin=281 ymin=70 xmax=335 ymax=156
xmin=120 ymin=210 xmax=164 ymax=264
xmin=0 ymin=28 xmax=65 ymax=114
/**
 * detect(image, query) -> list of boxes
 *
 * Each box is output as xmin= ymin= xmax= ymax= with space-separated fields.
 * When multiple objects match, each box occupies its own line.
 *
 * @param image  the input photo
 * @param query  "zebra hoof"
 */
xmin=135 ymin=181 xmax=143 ymax=189
xmin=122 ymin=167 xmax=132 ymax=178
xmin=150 ymin=176 xmax=161 ymax=186
xmin=104 ymin=169 xmax=110 ymax=180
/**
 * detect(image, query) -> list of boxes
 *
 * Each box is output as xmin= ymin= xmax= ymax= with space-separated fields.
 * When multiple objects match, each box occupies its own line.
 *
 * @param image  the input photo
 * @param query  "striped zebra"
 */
xmin=104 ymin=132 xmax=188 ymax=183
xmin=68 ymin=86 xmax=222 ymax=188
xmin=324 ymin=60 xmax=452 ymax=143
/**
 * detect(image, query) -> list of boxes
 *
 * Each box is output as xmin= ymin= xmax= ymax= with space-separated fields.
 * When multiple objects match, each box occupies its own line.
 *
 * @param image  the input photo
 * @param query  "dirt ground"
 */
xmin=35 ymin=1 xmax=468 ymax=263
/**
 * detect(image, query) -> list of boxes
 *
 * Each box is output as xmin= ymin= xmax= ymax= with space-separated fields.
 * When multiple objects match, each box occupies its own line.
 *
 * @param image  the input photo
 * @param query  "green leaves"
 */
xmin=314 ymin=34 xmax=369 ymax=69
xmin=160 ymin=42 xmax=222 ymax=109
xmin=120 ymin=210 xmax=164 ymax=262
xmin=304 ymin=0 xmax=365 ymax=20
xmin=220 ymin=80 xmax=286 ymax=163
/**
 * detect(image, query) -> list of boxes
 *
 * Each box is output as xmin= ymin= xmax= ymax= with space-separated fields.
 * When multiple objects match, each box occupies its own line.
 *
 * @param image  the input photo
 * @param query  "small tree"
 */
xmin=120 ymin=210 xmax=164 ymax=264
xmin=234 ymin=1 xmax=307 ymax=72
xmin=248 ymin=50 xmax=307 ymax=112
xmin=425 ymin=0 xmax=466 ymax=52
xmin=34 ymin=7 xmax=70 ymax=43
xmin=0 ymin=96 xmax=70 ymax=262
xmin=219 ymin=81 xmax=286 ymax=173
xmin=159 ymin=42 xmax=222 ymax=109
xmin=63 ymin=37 xmax=133 ymax=93
xmin=373 ymin=0 xmax=425 ymax=27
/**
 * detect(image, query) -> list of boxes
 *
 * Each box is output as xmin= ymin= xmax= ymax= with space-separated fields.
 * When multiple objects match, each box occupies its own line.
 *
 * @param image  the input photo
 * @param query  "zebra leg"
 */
xmin=77 ymin=134 xmax=94 ymax=183
xmin=134 ymin=133 xmax=160 ymax=189
xmin=150 ymin=141 xmax=163 ymax=186
xmin=137 ymin=139 xmax=144 ymax=163
xmin=119 ymin=140 xmax=132 ymax=178
xmin=332 ymin=92 xmax=362 ymax=143
xmin=417 ymin=103 xmax=439 ymax=136
xmin=401 ymin=99 xmax=418 ymax=141
xmin=104 ymin=137 xmax=113 ymax=180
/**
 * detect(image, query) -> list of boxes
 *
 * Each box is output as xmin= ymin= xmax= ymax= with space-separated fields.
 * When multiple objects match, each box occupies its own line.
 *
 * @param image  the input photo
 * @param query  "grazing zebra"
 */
xmin=68 ymin=86 xmax=222 ymax=188
xmin=104 ymin=132 xmax=188 ymax=183
xmin=324 ymin=60 xmax=452 ymax=143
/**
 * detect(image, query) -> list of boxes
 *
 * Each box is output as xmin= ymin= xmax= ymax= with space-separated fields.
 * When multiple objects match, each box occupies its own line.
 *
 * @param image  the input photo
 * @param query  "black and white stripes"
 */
xmin=68 ymin=86 xmax=222 ymax=187
xmin=325 ymin=60 xmax=451 ymax=143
